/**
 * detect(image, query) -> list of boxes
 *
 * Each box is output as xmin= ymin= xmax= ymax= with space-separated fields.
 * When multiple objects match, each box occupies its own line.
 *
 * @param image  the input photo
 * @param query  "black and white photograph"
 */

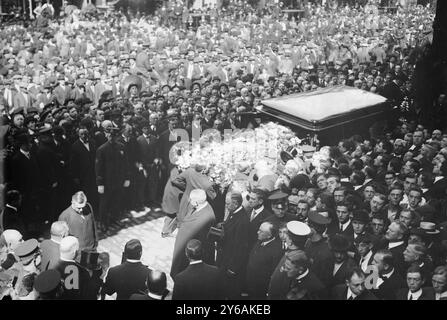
xmin=1 ymin=0 xmax=447 ymax=303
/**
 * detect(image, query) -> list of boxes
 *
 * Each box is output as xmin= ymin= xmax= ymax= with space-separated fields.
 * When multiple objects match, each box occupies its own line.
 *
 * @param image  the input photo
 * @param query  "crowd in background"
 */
xmin=1 ymin=0 xmax=447 ymax=300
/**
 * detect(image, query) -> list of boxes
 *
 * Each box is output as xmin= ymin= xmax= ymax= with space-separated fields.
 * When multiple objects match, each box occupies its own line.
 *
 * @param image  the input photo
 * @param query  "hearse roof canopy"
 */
xmin=257 ymin=86 xmax=388 ymax=131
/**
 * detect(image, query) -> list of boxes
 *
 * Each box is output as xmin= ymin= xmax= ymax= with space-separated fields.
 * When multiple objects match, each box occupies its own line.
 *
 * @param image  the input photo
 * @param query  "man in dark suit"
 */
xmin=54 ymin=236 xmax=91 ymax=300
xmin=305 ymin=210 xmax=333 ymax=288
xmin=117 ymin=125 xmax=143 ymax=212
xmin=70 ymin=128 xmax=98 ymax=212
xmin=136 ymin=121 xmax=159 ymax=208
xmin=40 ymin=221 xmax=69 ymax=271
xmin=35 ymin=128 xmax=59 ymax=223
xmin=6 ymin=134 xmax=40 ymax=236
xmin=396 ymin=264 xmax=435 ymax=300
xmin=385 ymin=221 xmax=408 ymax=275
xmin=1 ymin=190 xmax=25 ymax=235
xmin=173 ymin=239 xmax=221 ymax=300
xmin=326 ymin=234 xmax=358 ymax=288
xmin=216 ymin=192 xmax=251 ymax=299
xmin=273 ymin=249 xmax=326 ymax=300
xmin=247 ymin=189 xmax=273 ymax=251
xmin=95 ymin=128 xmax=130 ymax=231
xmin=331 ymin=201 xmax=354 ymax=240
xmin=129 ymin=270 xmax=169 ymax=300
xmin=427 ymin=161 xmax=447 ymax=201
xmin=331 ymin=267 xmax=378 ymax=300
xmin=268 ymin=221 xmax=312 ymax=299
xmin=102 ymin=239 xmax=151 ymax=300
xmin=246 ymin=221 xmax=283 ymax=300
xmin=371 ymin=249 xmax=407 ymax=300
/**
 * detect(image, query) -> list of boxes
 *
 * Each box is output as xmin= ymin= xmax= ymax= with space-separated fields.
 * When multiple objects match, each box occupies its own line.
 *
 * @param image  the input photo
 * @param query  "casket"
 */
xmin=256 ymin=86 xmax=390 ymax=145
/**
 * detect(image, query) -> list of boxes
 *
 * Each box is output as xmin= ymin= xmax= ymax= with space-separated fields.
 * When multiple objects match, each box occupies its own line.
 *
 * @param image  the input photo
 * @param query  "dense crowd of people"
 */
xmin=1 ymin=0 xmax=447 ymax=300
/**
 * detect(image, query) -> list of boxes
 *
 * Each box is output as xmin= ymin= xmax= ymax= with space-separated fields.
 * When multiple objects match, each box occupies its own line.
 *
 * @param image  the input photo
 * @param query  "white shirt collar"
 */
xmin=360 ymin=250 xmax=373 ymax=270
xmin=233 ymin=206 xmax=243 ymax=214
xmin=388 ymin=241 xmax=404 ymax=249
xmin=5 ymin=204 xmax=18 ymax=212
xmin=51 ymin=238 xmax=61 ymax=245
xmin=189 ymin=260 xmax=203 ymax=265
xmin=194 ymin=202 xmax=208 ymax=213
xmin=261 ymin=237 xmax=275 ymax=247
xmin=436 ymin=291 xmax=447 ymax=300
xmin=126 ymin=259 xmax=141 ymax=263
xmin=347 ymin=287 xmax=358 ymax=300
xmin=434 ymin=176 xmax=444 ymax=183
xmin=408 ymin=288 xmax=423 ymax=300
xmin=253 ymin=205 xmax=264 ymax=215
xmin=147 ymin=292 xmax=163 ymax=300
xmin=296 ymin=268 xmax=309 ymax=281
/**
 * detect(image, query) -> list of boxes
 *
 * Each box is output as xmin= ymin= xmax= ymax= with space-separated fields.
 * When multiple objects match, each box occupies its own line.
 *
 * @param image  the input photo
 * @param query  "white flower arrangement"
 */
xmin=172 ymin=122 xmax=305 ymax=189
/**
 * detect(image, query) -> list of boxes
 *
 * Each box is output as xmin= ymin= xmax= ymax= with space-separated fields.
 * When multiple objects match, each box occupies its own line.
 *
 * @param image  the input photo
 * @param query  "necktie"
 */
xmin=250 ymin=210 xmax=257 ymax=222
xmin=408 ymin=294 xmax=413 ymax=300
xmin=347 ymin=296 xmax=354 ymax=300
xmin=340 ymin=224 xmax=343 ymax=231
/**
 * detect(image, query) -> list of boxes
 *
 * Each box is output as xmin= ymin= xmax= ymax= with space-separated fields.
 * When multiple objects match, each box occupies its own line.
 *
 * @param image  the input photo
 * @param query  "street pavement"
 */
xmin=97 ymin=208 xmax=177 ymax=293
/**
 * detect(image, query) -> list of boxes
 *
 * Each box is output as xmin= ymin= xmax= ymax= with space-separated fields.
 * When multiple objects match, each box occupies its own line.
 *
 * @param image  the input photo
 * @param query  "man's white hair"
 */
xmin=0 ymin=229 xmax=23 ymax=250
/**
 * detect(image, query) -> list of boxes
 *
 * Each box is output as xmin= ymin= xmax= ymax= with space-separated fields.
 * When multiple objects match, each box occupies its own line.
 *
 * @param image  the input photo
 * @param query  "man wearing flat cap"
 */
xmin=171 ymin=189 xmax=216 ymax=279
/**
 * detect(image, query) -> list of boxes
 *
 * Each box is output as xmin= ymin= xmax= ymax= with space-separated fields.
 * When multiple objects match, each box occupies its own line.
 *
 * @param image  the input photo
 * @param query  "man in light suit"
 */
xmin=171 ymin=165 xmax=217 ymax=228
xmin=40 ymin=221 xmax=69 ymax=271
xmin=170 ymin=189 xmax=216 ymax=278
